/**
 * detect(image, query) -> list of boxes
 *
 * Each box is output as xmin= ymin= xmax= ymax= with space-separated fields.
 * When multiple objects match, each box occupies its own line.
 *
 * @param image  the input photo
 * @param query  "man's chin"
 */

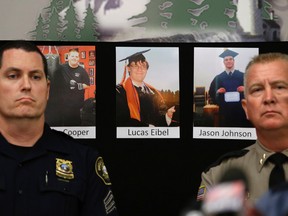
xmin=259 ymin=122 xmax=285 ymax=131
xmin=12 ymin=112 xmax=43 ymax=120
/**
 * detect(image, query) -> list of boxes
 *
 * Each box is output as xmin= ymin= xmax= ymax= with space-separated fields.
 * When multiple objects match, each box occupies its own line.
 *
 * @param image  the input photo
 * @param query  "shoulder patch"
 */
xmin=197 ymin=185 xmax=206 ymax=201
xmin=95 ymin=157 xmax=112 ymax=185
xmin=204 ymin=149 xmax=249 ymax=173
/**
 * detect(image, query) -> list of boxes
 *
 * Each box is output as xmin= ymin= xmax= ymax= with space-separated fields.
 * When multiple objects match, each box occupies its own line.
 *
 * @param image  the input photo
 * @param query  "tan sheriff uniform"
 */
xmin=197 ymin=140 xmax=288 ymax=204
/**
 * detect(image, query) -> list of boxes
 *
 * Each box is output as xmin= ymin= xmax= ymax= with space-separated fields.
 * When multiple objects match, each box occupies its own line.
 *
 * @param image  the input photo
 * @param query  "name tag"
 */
xmin=224 ymin=92 xmax=240 ymax=102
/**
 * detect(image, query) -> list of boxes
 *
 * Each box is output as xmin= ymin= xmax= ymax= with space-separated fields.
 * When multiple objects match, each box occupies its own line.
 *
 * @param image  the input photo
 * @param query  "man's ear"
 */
xmin=241 ymin=99 xmax=249 ymax=120
xmin=46 ymin=79 xmax=51 ymax=100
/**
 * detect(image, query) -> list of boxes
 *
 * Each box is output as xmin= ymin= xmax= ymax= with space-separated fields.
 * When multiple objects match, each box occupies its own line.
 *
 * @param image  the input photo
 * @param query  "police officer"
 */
xmin=0 ymin=40 xmax=118 ymax=216
xmin=197 ymin=52 xmax=288 ymax=205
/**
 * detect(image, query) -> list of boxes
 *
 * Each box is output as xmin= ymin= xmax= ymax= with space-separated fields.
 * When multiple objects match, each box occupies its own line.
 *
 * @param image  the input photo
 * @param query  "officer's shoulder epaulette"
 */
xmin=204 ymin=149 xmax=249 ymax=173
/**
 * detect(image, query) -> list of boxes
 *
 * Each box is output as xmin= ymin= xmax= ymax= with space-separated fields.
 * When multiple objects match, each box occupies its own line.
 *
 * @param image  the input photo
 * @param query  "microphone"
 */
xmin=219 ymin=167 xmax=249 ymax=192
xmin=202 ymin=167 xmax=248 ymax=216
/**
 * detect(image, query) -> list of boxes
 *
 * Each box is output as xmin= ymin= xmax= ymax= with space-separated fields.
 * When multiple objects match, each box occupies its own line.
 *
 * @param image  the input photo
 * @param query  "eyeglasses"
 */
xmin=129 ymin=61 xmax=148 ymax=69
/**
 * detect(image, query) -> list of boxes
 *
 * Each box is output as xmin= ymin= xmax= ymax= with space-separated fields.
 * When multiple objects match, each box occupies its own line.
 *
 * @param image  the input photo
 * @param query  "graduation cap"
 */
xmin=119 ymin=49 xmax=150 ymax=85
xmin=219 ymin=49 xmax=238 ymax=58
xmin=119 ymin=49 xmax=150 ymax=65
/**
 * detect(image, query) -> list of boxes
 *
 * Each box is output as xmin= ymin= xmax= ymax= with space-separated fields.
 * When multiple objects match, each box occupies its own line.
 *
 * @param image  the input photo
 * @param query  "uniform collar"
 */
xmin=0 ymin=124 xmax=70 ymax=161
xmin=40 ymin=124 xmax=72 ymax=155
xmin=255 ymin=140 xmax=288 ymax=172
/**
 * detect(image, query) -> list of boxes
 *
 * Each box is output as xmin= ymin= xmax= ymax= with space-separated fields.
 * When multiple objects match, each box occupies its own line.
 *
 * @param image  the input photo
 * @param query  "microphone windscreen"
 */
xmin=202 ymin=167 xmax=249 ymax=215
xmin=202 ymin=181 xmax=245 ymax=215
xmin=219 ymin=167 xmax=249 ymax=192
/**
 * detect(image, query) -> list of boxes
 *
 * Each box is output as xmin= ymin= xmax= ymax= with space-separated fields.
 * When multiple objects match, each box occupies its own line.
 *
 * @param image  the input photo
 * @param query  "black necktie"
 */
xmin=229 ymin=72 xmax=232 ymax=76
xmin=135 ymin=86 xmax=144 ymax=96
xmin=268 ymin=153 xmax=287 ymax=188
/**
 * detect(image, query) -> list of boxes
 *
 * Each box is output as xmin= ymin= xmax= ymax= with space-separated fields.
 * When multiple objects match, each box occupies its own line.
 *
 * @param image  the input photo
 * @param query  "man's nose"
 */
xmin=263 ymin=88 xmax=275 ymax=104
xmin=21 ymin=76 xmax=32 ymax=90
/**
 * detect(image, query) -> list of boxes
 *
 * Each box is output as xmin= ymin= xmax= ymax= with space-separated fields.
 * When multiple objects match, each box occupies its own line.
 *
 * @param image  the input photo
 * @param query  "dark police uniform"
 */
xmin=197 ymin=140 xmax=288 ymax=204
xmin=0 ymin=124 xmax=118 ymax=216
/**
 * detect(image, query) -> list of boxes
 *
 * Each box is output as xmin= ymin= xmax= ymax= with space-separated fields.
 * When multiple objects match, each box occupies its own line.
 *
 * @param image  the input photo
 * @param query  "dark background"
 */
xmin=38 ymin=40 xmax=284 ymax=216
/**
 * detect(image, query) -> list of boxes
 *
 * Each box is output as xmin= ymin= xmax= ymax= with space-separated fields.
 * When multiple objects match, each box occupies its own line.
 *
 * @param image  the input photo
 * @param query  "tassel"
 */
xmin=120 ymin=62 xmax=127 ymax=85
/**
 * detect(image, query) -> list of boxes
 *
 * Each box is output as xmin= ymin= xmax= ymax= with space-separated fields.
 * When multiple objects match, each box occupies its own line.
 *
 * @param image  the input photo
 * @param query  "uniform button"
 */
xmin=18 ymin=189 xmax=23 ymax=195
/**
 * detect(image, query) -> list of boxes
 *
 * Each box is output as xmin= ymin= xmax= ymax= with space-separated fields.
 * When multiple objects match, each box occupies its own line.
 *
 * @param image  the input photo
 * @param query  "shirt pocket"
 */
xmin=36 ymin=173 xmax=85 ymax=216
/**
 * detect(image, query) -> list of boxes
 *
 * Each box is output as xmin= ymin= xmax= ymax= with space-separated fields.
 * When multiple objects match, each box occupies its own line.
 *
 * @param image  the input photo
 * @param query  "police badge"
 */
xmin=95 ymin=157 xmax=111 ymax=185
xmin=56 ymin=158 xmax=74 ymax=180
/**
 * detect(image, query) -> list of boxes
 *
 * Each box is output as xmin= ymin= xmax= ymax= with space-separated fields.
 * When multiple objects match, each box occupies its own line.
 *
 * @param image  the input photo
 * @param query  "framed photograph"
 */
xmin=89 ymin=60 xmax=95 ymax=66
xmin=193 ymin=47 xmax=259 ymax=140
xmin=89 ymin=50 xmax=95 ymax=59
xmin=116 ymin=46 xmax=180 ymax=138
xmin=81 ymin=51 xmax=86 ymax=59
xmin=38 ymin=43 xmax=96 ymax=139
xmin=90 ymin=77 xmax=94 ymax=85
xmin=89 ymin=68 xmax=94 ymax=76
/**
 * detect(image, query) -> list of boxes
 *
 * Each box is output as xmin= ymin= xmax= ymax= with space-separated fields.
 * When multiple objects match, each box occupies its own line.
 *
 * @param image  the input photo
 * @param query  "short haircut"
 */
xmin=0 ymin=40 xmax=48 ymax=78
xmin=69 ymin=48 xmax=79 ymax=53
xmin=245 ymin=52 xmax=288 ymax=73
xmin=244 ymin=52 xmax=288 ymax=96
xmin=127 ymin=56 xmax=149 ymax=69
